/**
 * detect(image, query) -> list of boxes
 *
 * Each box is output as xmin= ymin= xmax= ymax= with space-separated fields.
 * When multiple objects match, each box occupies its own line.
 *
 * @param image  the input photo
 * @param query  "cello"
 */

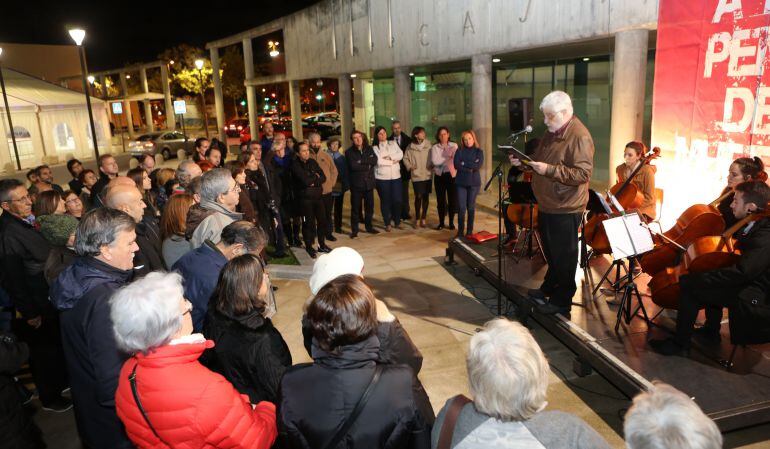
xmin=648 ymin=207 xmax=770 ymax=309
xmin=638 ymin=190 xmax=731 ymax=275
xmin=506 ymin=172 xmax=538 ymax=229
xmin=583 ymin=147 xmax=660 ymax=254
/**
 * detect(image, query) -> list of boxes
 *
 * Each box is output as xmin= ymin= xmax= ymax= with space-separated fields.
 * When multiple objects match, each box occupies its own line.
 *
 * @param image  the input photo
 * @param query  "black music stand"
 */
xmin=508 ymin=182 xmax=545 ymax=262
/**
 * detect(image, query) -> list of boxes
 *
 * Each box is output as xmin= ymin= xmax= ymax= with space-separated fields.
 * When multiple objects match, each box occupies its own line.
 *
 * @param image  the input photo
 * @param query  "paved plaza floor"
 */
xmin=33 ymin=190 xmax=770 ymax=448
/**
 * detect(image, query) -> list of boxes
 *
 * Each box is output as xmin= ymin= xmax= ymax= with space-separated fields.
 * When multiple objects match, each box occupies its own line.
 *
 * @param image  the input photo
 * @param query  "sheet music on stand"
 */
xmin=603 ymin=212 xmax=655 ymax=261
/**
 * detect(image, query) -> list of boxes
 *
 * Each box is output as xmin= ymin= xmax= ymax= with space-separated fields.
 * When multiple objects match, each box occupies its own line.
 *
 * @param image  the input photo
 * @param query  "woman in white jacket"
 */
xmin=373 ymin=125 xmax=404 ymax=231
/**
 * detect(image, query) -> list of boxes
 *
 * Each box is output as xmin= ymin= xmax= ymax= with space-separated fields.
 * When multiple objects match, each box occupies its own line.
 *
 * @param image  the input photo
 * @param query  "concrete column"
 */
xmin=101 ymin=75 xmax=113 ymax=130
xmin=289 ymin=80 xmax=303 ymax=139
xmin=393 ymin=67 xmax=411 ymax=130
xmin=120 ymin=72 xmax=136 ymax=139
xmin=353 ymin=78 xmax=366 ymax=133
xmin=160 ymin=64 xmax=175 ymax=130
xmin=140 ymin=68 xmax=154 ymax=133
xmin=210 ymin=47 xmax=226 ymax=141
xmin=609 ymin=29 xmax=648 ymax=184
xmin=472 ymin=54 xmax=493 ymax=182
xmin=337 ymin=74 xmax=353 ymax=149
xmin=243 ymin=38 xmax=258 ymax=142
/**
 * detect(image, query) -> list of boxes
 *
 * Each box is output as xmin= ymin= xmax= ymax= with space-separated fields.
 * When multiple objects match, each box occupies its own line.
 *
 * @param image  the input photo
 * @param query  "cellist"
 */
xmin=718 ymin=157 xmax=767 ymax=228
xmin=616 ymin=141 xmax=656 ymax=220
xmin=650 ymin=180 xmax=770 ymax=356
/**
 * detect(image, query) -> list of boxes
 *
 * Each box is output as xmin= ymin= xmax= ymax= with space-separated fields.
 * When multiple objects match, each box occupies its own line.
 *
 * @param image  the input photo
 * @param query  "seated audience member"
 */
xmin=66 ymin=158 xmax=85 ymax=195
xmin=34 ymin=165 xmax=64 ymax=195
xmin=62 ymin=190 xmax=84 ymax=219
xmin=304 ymin=247 xmax=424 ymax=375
xmin=77 ymin=169 xmax=98 ymax=210
xmin=177 ymin=159 xmax=203 ymax=190
xmin=0 ymin=331 xmax=46 ymax=449
xmin=33 ymin=190 xmax=65 ymax=217
xmin=204 ymin=254 xmax=291 ymax=404
xmin=51 ymin=208 xmax=138 ymax=449
xmin=189 ymin=168 xmax=243 ymax=248
xmin=111 ymin=272 xmax=277 ymax=449
xmin=160 ymin=193 xmax=195 ymax=268
xmin=624 ymin=382 xmax=721 ymax=449
xmin=431 ymin=319 xmax=611 ymax=449
xmin=104 ymin=181 xmax=165 ymax=275
xmin=278 ymin=274 xmax=433 ymax=449
xmin=38 ymin=214 xmax=79 ymax=284
xmin=173 ymin=221 xmax=267 ymax=332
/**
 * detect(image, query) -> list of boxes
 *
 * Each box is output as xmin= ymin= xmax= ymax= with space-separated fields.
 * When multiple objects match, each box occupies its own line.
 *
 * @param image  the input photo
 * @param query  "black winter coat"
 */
xmin=278 ymin=335 xmax=432 ymax=449
xmin=0 ymin=332 xmax=45 ymax=449
xmin=0 ymin=212 xmax=52 ymax=319
xmin=203 ymin=307 xmax=292 ymax=404
xmin=682 ymin=217 xmax=770 ymax=344
xmin=346 ymin=145 xmax=378 ymax=191
xmin=134 ymin=218 xmax=165 ymax=277
xmin=51 ymin=256 xmax=134 ymax=449
xmin=292 ymin=157 xmax=326 ymax=200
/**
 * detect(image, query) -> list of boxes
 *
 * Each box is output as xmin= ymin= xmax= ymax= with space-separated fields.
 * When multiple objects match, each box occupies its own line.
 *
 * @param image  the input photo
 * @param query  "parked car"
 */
xmin=225 ymin=118 xmax=250 ymax=137
xmin=303 ymin=112 xmax=341 ymax=139
xmin=128 ymin=131 xmax=195 ymax=160
xmin=239 ymin=120 xmax=295 ymax=144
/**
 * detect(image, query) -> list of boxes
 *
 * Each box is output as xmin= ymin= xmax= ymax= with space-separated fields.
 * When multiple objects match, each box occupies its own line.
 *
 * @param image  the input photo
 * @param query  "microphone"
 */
xmin=509 ymin=125 xmax=533 ymax=138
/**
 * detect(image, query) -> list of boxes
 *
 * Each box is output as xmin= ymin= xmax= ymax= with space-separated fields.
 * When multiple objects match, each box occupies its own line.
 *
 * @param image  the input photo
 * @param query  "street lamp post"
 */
xmin=195 ymin=59 xmax=209 ymax=139
xmin=0 ymin=48 xmax=21 ymax=170
xmin=69 ymin=28 xmax=100 ymax=159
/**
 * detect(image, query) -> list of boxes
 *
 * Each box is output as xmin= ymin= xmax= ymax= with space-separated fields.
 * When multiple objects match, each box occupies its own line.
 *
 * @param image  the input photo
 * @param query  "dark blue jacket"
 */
xmin=331 ymin=151 xmax=349 ymax=194
xmin=172 ymin=241 xmax=227 ymax=332
xmin=50 ymin=256 xmax=134 ymax=449
xmin=453 ymin=147 xmax=484 ymax=187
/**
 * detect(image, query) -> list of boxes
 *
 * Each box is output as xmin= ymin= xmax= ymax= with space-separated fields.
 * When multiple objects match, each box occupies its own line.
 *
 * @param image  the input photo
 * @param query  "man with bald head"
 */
xmin=104 ymin=181 xmax=165 ymax=276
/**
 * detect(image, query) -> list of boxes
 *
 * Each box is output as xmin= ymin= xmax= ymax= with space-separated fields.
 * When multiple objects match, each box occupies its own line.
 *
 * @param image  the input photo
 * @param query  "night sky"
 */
xmin=3 ymin=2 xmax=321 ymax=71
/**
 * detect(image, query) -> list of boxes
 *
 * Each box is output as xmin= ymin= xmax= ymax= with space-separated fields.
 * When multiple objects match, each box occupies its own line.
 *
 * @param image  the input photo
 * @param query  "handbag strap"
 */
xmin=437 ymin=394 xmax=472 ymax=449
xmin=129 ymin=363 xmax=170 ymax=446
xmin=321 ymin=365 xmax=383 ymax=449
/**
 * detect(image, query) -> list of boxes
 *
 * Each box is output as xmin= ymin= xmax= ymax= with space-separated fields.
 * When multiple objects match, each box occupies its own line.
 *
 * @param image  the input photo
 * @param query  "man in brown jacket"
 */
xmin=309 ymin=132 xmax=339 ymax=242
xmin=512 ymin=91 xmax=594 ymax=317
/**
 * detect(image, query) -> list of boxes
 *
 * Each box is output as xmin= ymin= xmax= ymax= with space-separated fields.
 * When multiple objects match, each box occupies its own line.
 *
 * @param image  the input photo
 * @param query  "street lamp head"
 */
xmin=87 ymin=75 xmax=95 ymax=84
xmin=268 ymin=41 xmax=280 ymax=57
xmin=69 ymin=29 xmax=86 ymax=46
xmin=169 ymin=59 xmax=175 ymax=65
xmin=195 ymin=59 xmax=204 ymax=70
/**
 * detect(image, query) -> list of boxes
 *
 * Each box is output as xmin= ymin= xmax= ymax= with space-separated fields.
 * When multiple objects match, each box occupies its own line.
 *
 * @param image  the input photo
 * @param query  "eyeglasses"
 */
xmin=10 ymin=195 xmax=32 ymax=203
xmin=229 ymin=184 xmax=241 ymax=194
xmin=181 ymin=299 xmax=193 ymax=317
xmin=544 ymin=110 xmax=563 ymax=120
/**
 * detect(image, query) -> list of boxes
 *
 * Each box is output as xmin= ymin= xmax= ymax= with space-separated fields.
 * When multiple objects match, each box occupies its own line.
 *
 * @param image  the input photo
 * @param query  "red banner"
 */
xmin=652 ymin=0 xmax=770 ymax=224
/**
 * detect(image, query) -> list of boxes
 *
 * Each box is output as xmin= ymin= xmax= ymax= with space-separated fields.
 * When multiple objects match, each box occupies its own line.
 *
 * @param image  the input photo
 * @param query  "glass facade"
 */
xmin=369 ymin=51 xmax=655 ymax=183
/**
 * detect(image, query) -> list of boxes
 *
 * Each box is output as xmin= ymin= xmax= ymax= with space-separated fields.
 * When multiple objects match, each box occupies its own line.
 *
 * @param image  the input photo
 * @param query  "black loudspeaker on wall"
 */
xmin=508 ymin=98 xmax=533 ymax=132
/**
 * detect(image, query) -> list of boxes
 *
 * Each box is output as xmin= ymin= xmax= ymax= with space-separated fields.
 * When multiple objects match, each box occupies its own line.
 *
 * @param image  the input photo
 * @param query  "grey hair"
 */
xmin=221 ymin=220 xmax=267 ymax=253
xmin=177 ymin=160 xmax=199 ymax=185
xmin=467 ymin=318 xmax=550 ymax=421
xmin=199 ymin=168 xmax=233 ymax=202
xmin=0 ymin=179 xmax=24 ymax=203
xmin=539 ymin=90 xmax=573 ymax=115
xmin=624 ymin=382 xmax=722 ymax=449
xmin=187 ymin=176 xmax=202 ymax=195
xmin=110 ymin=271 xmax=185 ymax=354
xmin=75 ymin=208 xmax=136 ymax=257
xmin=308 ymin=132 xmax=321 ymax=142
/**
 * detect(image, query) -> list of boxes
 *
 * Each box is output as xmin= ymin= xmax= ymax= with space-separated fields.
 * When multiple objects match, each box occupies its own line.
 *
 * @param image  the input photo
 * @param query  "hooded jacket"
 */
xmin=190 ymin=199 xmax=243 ymax=248
xmin=278 ymin=335 xmax=432 ymax=449
xmin=116 ymin=337 xmax=278 ymax=449
xmin=404 ymin=140 xmax=434 ymax=182
xmin=203 ymin=308 xmax=292 ymax=404
xmin=51 ymin=256 xmax=134 ymax=449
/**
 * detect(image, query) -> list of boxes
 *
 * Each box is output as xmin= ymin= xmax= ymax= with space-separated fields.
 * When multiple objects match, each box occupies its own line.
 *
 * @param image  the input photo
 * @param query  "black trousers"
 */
xmin=332 ymin=193 xmax=345 ymax=232
xmin=350 ymin=188 xmax=374 ymax=232
xmin=434 ymin=173 xmax=457 ymax=226
xmin=538 ymin=212 xmax=582 ymax=309
xmin=300 ymin=197 xmax=326 ymax=248
xmin=322 ymin=193 xmax=334 ymax=238
xmin=401 ymin=178 xmax=411 ymax=218
xmin=674 ymin=285 xmax=734 ymax=345
xmin=15 ymin=313 xmax=69 ymax=404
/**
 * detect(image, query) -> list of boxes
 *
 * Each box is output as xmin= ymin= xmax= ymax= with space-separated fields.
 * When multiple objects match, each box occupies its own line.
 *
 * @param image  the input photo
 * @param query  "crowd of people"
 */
xmin=0 ymin=114 xmax=727 ymax=449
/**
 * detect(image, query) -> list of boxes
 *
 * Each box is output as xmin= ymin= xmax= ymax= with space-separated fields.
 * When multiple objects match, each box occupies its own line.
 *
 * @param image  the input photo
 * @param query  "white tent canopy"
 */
xmin=0 ymin=67 xmax=112 ymax=172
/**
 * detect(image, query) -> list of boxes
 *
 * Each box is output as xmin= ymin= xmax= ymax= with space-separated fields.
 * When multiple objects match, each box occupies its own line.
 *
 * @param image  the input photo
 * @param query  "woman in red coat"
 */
xmin=111 ymin=271 xmax=277 ymax=449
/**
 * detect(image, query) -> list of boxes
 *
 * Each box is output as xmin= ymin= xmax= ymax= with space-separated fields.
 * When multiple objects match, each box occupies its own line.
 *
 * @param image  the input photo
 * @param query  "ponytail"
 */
xmin=733 ymin=156 xmax=767 ymax=182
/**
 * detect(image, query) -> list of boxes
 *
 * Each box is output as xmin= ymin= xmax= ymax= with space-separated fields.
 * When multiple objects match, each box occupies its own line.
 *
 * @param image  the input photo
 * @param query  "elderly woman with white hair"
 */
xmin=431 ymin=319 xmax=610 ymax=449
xmin=624 ymin=382 xmax=721 ymax=449
xmin=112 ymin=271 xmax=278 ymax=449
